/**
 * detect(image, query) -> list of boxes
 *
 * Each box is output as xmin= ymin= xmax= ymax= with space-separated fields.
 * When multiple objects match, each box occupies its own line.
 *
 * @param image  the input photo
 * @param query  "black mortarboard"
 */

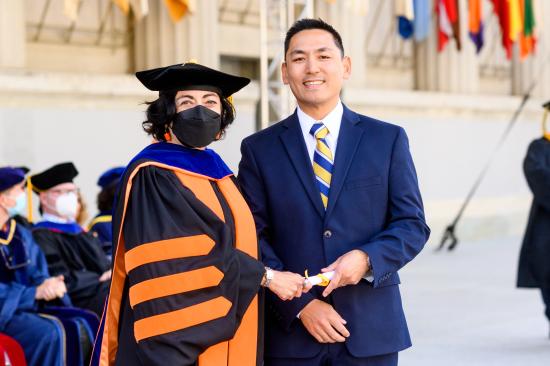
xmin=97 ymin=166 xmax=125 ymax=188
xmin=30 ymin=162 xmax=79 ymax=192
xmin=135 ymin=62 xmax=250 ymax=98
xmin=0 ymin=166 xmax=28 ymax=192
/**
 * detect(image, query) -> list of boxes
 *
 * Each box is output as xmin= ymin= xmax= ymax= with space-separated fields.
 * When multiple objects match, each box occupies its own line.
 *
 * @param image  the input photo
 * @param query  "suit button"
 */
xmin=323 ymin=230 xmax=332 ymax=238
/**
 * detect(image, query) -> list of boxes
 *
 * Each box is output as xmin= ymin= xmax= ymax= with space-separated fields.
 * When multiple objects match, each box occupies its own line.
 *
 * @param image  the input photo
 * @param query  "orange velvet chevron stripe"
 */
xmin=128 ymin=266 xmax=225 ymax=308
xmin=124 ymin=234 xmax=215 ymax=273
xmin=134 ymin=296 xmax=232 ymax=342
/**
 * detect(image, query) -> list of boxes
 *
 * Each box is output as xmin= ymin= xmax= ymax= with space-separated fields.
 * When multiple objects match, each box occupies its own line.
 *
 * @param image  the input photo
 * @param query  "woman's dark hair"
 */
xmin=97 ymin=182 xmax=118 ymax=213
xmin=284 ymin=18 xmax=344 ymax=58
xmin=142 ymin=90 xmax=236 ymax=142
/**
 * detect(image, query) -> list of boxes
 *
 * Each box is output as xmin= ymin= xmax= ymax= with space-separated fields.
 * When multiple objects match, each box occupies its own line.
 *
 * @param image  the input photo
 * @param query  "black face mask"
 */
xmin=172 ymin=105 xmax=222 ymax=148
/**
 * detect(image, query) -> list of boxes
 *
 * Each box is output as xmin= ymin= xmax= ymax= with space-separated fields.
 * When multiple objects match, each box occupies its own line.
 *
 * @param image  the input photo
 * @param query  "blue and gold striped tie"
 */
xmin=310 ymin=122 xmax=333 ymax=209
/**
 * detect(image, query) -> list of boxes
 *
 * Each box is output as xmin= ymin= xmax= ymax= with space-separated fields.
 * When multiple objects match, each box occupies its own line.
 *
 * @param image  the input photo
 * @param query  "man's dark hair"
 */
xmin=97 ymin=182 xmax=118 ymax=213
xmin=142 ymin=90 xmax=236 ymax=142
xmin=284 ymin=18 xmax=344 ymax=58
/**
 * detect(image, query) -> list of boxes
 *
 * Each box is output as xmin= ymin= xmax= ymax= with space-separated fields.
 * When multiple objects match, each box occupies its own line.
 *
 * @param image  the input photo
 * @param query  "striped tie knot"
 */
xmin=310 ymin=123 xmax=329 ymax=139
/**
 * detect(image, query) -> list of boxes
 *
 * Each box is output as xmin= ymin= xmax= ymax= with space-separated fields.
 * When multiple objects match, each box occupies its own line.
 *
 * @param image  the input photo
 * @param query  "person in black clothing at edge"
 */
xmin=517 ymin=100 xmax=550 ymax=339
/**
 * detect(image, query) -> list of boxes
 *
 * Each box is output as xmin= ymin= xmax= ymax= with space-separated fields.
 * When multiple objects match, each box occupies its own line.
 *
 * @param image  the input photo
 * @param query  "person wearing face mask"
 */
xmin=91 ymin=63 xmax=311 ymax=366
xmin=29 ymin=162 xmax=111 ymax=317
xmin=0 ymin=166 xmax=75 ymax=366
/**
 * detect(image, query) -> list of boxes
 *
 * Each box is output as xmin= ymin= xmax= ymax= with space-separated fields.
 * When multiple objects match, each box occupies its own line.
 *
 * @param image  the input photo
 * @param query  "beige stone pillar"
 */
xmin=0 ymin=0 xmax=26 ymax=70
xmin=133 ymin=0 xmax=219 ymax=71
xmin=315 ymin=0 xmax=368 ymax=88
xmin=511 ymin=0 xmax=550 ymax=98
xmin=414 ymin=0 xmax=479 ymax=93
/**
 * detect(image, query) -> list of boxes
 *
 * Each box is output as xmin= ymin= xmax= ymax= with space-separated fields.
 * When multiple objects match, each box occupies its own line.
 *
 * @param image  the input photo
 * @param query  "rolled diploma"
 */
xmin=305 ymin=271 xmax=335 ymax=286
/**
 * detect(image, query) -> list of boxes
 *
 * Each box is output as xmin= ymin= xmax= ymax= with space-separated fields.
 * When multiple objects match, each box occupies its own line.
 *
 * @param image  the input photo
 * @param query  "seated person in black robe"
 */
xmin=29 ymin=162 xmax=111 ymax=317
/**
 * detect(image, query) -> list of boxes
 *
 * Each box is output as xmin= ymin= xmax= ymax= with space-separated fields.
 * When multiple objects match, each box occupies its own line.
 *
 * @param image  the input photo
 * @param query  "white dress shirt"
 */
xmin=297 ymin=100 xmax=344 ymax=164
xmin=293 ymin=102 xmax=372 ymax=314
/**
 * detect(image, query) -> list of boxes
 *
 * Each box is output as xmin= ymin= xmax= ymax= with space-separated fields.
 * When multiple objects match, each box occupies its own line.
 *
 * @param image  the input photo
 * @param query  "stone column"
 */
xmin=414 ymin=0 xmax=479 ymax=93
xmin=133 ymin=0 xmax=219 ymax=71
xmin=315 ymin=0 xmax=368 ymax=88
xmin=0 ymin=0 xmax=26 ymax=70
xmin=511 ymin=0 xmax=550 ymax=98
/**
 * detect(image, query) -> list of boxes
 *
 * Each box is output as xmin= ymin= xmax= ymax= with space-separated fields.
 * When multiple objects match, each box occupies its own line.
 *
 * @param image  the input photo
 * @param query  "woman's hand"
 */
xmin=266 ymin=270 xmax=312 ymax=301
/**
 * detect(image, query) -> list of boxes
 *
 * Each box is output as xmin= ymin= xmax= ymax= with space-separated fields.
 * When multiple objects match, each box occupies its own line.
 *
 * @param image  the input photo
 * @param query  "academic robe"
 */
xmin=88 ymin=213 xmax=114 ymax=259
xmin=0 ymin=220 xmax=64 ymax=366
xmin=517 ymin=138 xmax=550 ymax=289
xmin=93 ymin=142 xmax=265 ymax=366
xmin=32 ymin=221 xmax=111 ymax=316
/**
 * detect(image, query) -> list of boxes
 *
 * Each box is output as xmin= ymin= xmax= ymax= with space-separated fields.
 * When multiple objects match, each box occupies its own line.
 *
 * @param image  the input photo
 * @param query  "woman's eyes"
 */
xmin=177 ymin=99 xmax=217 ymax=107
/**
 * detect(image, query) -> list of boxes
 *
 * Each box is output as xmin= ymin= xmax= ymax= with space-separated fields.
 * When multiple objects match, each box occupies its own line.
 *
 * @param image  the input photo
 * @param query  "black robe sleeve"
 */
xmin=32 ymin=229 xmax=110 ymax=299
xmin=524 ymin=139 xmax=550 ymax=212
xmin=117 ymin=166 xmax=264 ymax=365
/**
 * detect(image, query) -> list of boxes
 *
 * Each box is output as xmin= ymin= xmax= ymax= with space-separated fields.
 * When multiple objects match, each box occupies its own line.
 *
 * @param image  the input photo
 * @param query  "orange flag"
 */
xmin=164 ymin=0 xmax=194 ymax=23
xmin=112 ymin=0 xmax=130 ymax=14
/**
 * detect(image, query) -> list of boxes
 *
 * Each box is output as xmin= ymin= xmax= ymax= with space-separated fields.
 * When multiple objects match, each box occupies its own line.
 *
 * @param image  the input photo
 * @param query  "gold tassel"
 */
xmin=26 ymin=177 xmax=33 ymax=223
xmin=543 ymin=107 xmax=550 ymax=141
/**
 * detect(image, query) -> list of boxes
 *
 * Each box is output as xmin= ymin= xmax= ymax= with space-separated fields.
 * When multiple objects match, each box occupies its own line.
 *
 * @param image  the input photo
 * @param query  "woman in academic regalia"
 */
xmin=93 ymin=63 xmax=310 ymax=366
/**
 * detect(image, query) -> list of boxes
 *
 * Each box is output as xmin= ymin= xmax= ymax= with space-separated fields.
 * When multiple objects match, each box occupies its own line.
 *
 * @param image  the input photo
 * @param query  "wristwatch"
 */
xmin=262 ymin=267 xmax=274 ymax=288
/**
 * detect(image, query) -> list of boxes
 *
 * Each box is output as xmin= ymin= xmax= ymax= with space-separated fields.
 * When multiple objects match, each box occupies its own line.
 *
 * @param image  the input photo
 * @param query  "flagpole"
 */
xmin=437 ymin=51 xmax=550 ymax=251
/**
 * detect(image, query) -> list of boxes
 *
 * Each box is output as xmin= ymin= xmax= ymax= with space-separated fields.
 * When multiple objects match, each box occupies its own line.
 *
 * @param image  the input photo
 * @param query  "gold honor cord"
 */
xmin=0 ymin=219 xmax=16 ymax=245
xmin=542 ymin=107 xmax=550 ymax=141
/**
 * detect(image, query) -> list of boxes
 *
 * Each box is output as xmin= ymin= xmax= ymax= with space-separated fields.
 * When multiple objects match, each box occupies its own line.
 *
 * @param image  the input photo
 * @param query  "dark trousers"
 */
xmin=265 ymin=343 xmax=398 ymax=366
xmin=542 ymin=286 xmax=550 ymax=321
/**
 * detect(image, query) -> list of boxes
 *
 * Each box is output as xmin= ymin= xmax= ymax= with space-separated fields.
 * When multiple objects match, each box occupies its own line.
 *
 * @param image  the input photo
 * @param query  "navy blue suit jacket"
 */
xmin=238 ymin=105 xmax=430 ymax=359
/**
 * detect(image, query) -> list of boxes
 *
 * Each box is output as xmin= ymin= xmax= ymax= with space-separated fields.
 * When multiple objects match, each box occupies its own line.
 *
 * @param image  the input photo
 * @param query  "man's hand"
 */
xmin=99 ymin=269 xmax=112 ymax=282
xmin=299 ymin=299 xmax=350 ymax=343
xmin=268 ymin=271 xmax=312 ymax=301
xmin=35 ymin=275 xmax=67 ymax=301
xmin=321 ymin=249 xmax=370 ymax=297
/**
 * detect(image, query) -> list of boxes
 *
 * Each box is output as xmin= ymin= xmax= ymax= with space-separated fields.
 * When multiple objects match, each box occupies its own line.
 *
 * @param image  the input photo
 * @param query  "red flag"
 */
xmin=437 ymin=0 xmax=461 ymax=52
xmin=491 ymin=0 xmax=512 ymax=59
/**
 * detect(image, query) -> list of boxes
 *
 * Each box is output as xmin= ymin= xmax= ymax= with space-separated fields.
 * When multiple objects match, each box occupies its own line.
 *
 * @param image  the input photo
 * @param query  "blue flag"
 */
xmin=413 ymin=0 xmax=431 ymax=41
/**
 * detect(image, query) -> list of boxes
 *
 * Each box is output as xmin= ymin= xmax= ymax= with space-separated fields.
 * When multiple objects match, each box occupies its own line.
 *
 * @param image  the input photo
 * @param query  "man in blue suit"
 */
xmin=238 ymin=19 xmax=430 ymax=365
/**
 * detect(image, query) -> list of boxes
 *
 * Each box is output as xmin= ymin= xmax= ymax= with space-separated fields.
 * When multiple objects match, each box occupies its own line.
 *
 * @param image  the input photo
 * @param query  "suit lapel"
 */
xmin=325 ymin=106 xmax=363 ymax=220
xmin=280 ymin=112 xmax=325 ymax=218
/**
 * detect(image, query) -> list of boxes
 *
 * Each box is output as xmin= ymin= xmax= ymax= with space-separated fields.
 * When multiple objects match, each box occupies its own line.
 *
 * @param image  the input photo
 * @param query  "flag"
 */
xmin=519 ymin=0 xmax=536 ymax=59
xmin=413 ymin=0 xmax=431 ymax=41
xmin=508 ymin=0 xmax=523 ymax=42
xmin=164 ymin=0 xmax=195 ymax=22
xmin=130 ymin=0 xmax=149 ymax=20
xmin=437 ymin=0 xmax=461 ymax=52
xmin=112 ymin=0 xmax=130 ymax=14
xmin=491 ymin=0 xmax=512 ymax=58
xmin=64 ymin=0 xmax=80 ymax=22
xmin=396 ymin=0 xmax=414 ymax=39
xmin=468 ymin=0 xmax=484 ymax=53
xmin=491 ymin=0 xmax=525 ymax=59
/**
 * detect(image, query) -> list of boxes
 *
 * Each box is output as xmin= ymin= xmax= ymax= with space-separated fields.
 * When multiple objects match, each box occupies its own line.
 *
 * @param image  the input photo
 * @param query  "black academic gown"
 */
xmin=93 ymin=143 xmax=265 ymax=366
xmin=32 ymin=223 xmax=111 ymax=316
xmin=517 ymin=138 xmax=550 ymax=289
